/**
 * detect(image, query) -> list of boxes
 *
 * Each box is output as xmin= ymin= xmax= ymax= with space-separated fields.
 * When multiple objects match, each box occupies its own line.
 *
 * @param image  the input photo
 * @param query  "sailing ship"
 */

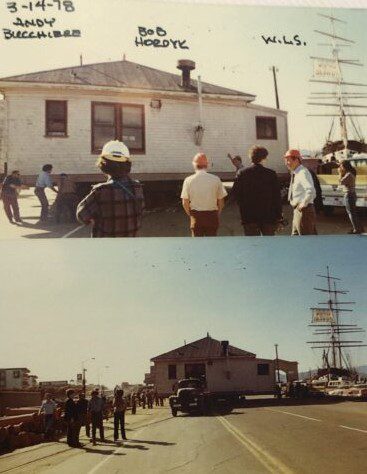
xmin=308 ymin=12 xmax=367 ymax=159
xmin=307 ymin=266 xmax=366 ymax=388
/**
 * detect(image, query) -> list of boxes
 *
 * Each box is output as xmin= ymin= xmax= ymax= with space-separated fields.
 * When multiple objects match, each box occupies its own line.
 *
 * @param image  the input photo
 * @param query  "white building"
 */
xmin=0 ymin=368 xmax=37 ymax=390
xmin=149 ymin=335 xmax=298 ymax=397
xmin=0 ymin=59 xmax=288 ymax=185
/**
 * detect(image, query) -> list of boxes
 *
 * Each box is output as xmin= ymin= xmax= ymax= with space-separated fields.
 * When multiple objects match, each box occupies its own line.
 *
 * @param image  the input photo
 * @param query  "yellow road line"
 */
xmin=217 ymin=416 xmax=294 ymax=474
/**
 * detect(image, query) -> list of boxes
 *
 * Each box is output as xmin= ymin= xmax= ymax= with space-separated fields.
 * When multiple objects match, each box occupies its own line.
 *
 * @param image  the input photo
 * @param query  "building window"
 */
xmin=257 ymin=364 xmax=270 ymax=376
xmin=256 ymin=116 xmax=277 ymax=140
xmin=13 ymin=370 xmax=20 ymax=378
xmin=46 ymin=100 xmax=67 ymax=137
xmin=92 ymin=102 xmax=145 ymax=154
xmin=184 ymin=363 xmax=206 ymax=379
xmin=168 ymin=364 xmax=177 ymax=380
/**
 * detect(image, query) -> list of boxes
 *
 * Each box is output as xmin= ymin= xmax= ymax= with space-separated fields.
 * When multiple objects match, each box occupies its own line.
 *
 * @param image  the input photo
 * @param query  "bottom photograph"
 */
xmin=0 ymin=236 xmax=366 ymax=474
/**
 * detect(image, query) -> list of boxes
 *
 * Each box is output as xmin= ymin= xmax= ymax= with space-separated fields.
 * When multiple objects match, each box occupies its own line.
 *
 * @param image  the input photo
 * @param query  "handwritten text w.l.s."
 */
xmin=261 ymin=34 xmax=307 ymax=46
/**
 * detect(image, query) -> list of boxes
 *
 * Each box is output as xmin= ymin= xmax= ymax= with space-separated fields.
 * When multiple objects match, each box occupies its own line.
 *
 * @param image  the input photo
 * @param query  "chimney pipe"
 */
xmin=177 ymin=59 xmax=196 ymax=89
xmin=221 ymin=341 xmax=229 ymax=357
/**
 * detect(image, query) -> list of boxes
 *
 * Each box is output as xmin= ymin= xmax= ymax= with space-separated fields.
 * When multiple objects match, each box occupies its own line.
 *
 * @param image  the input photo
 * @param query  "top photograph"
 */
xmin=0 ymin=0 xmax=367 ymax=239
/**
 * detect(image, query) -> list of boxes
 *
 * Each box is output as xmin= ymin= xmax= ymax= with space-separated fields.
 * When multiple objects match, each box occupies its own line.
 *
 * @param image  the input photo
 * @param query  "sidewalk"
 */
xmin=0 ymin=406 xmax=171 ymax=471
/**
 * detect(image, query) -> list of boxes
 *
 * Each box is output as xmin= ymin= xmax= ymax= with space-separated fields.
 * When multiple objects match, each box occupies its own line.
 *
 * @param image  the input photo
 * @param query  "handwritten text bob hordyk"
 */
xmin=135 ymin=26 xmax=189 ymax=49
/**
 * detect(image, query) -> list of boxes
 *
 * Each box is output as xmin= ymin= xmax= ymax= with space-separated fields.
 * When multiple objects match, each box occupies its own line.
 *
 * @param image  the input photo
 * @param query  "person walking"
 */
xmin=113 ymin=389 xmax=127 ymax=444
xmin=39 ymin=393 xmax=57 ymax=440
xmin=35 ymin=164 xmax=58 ymax=223
xmin=64 ymin=389 xmax=80 ymax=447
xmin=232 ymin=146 xmax=282 ymax=236
xmin=88 ymin=390 xmax=105 ymax=445
xmin=339 ymin=160 xmax=364 ymax=234
xmin=1 ymin=170 xmax=23 ymax=224
xmin=181 ymin=153 xmax=227 ymax=237
xmin=76 ymin=392 xmax=90 ymax=440
xmin=147 ymin=390 xmax=154 ymax=409
xmin=77 ymin=140 xmax=144 ymax=237
xmin=284 ymin=149 xmax=317 ymax=235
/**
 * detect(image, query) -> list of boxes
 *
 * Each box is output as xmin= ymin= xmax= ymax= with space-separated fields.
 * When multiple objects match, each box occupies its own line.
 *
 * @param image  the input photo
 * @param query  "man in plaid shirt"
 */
xmin=77 ymin=141 xmax=144 ymax=237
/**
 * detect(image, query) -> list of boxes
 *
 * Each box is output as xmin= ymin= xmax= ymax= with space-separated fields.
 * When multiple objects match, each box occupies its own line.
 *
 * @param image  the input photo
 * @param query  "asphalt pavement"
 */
xmin=1 ymin=401 xmax=366 ymax=473
xmin=0 ymin=188 xmax=361 ymax=239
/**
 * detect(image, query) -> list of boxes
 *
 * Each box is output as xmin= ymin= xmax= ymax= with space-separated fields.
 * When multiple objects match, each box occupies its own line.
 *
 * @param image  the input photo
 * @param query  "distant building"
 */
xmin=39 ymin=380 xmax=69 ymax=388
xmin=0 ymin=58 xmax=288 ymax=183
xmin=0 ymin=368 xmax=38 ymax=390
xmin=28 ymin=375 xmax=38 ymax=388
xmin=149 ymin=335 xmax=298 ymax=396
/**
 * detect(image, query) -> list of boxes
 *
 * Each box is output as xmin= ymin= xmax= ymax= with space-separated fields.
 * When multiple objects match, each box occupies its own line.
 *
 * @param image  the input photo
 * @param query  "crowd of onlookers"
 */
xmin=0 ymin=140 xmax=364 ymax=236
xmin=38 ymin=387 xmax=165 ymax=448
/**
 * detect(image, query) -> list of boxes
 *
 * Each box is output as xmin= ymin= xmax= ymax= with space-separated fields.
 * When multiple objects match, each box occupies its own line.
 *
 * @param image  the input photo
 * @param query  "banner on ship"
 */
xmin=313 ymin=58 xmax=339 ymax=79
xmin=311 ymin=308 xmax=335 ymax=323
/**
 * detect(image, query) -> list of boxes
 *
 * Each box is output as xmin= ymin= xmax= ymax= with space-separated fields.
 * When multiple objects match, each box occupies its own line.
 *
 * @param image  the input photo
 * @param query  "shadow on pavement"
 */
xmin=123 ymin=444 xmax=149 ymax=451
xmin=83 ymin=447 xmax=121 ymax=455
xmin=128 ymin=439 xmax=176 ymax=446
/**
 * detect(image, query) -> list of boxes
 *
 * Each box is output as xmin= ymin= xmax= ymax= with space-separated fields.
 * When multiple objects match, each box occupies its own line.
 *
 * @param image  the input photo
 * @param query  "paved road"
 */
xmin=0 ymin=188 xmax=362 ymax=239
xmin=1 ymin=401 xmax=366 ymax=473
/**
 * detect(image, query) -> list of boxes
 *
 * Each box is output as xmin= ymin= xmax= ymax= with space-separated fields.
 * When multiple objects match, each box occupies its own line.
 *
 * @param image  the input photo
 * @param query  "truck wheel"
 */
xmin=171 ymin=408 xmax=177 ymax=417
xmin=323 ymin=206 xmax=334 ymax=216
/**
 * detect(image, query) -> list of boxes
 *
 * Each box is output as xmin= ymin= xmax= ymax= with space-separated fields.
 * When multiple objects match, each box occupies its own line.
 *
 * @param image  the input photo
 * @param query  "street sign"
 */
xmin=77 ymin=373 xmax=83 ymax=383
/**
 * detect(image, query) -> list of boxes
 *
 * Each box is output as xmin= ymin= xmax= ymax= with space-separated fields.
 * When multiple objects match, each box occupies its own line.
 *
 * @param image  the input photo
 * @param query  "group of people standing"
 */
xmin=0 ymin=164 xmax=79 ymax=225
xmin=64 ymin=388 xmax=127 ymax=447
xmin=1 ymin=139 xmax=364 ymax=236
xmin=37 ymin=386 xmax=164 ymax=449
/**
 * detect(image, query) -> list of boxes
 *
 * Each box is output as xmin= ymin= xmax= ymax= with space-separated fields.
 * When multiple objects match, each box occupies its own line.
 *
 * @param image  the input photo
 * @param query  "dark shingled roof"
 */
xmin=151 ymin=336 xmax=256 ymax=362
xmin=0 ymin=60 xmax=255 ymax=98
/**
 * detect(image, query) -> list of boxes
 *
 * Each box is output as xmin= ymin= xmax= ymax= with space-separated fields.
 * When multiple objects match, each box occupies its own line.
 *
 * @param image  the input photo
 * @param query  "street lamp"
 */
xmin=82 ymin=357 xmax=95 ymax=396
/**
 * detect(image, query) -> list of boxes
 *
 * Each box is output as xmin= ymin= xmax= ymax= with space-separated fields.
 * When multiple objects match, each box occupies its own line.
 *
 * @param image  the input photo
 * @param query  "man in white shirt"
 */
xmin=181 ymin=153 xmax=227 ymax=236
xmin=39 ymin=393 xmax=57 ymax=439
xmin=35 ymin=164 xmax=58 ymax=223
xmin=284 ymin=149 xmax=317 ymax=235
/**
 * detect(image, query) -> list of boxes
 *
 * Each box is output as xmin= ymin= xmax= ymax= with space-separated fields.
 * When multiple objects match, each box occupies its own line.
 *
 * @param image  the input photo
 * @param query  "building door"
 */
xmin=185 ymin=363 xmax=206 ymax=379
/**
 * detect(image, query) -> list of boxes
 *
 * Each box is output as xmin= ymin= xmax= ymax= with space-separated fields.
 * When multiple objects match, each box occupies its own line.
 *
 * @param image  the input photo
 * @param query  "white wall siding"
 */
xmin=4 ymin=89 xmax=288 ymax=178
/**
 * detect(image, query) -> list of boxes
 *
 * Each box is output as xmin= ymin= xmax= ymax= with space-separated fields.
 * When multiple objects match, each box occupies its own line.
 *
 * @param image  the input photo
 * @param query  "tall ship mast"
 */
xmin=307 ymin=12 xmax=367 ymax=159
xmin=307 ymin=266 xmax=366 ymax=379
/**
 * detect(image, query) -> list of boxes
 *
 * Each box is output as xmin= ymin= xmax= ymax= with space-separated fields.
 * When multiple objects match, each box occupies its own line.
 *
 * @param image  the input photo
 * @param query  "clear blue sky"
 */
xmin=0 ymin=236 xmax=366 ymax=387
xmin=1 ymin=0 xmax=367 ymax=149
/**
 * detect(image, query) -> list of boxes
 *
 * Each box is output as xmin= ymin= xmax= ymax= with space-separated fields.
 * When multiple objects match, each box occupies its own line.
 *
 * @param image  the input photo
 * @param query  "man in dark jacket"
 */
xmin=76 ymin=392 xmax=90 ymax=439
xmin=64 ymin=389 xmax=80 ymax=447
xmin=232 ymin=146 xmax=282 ymax=235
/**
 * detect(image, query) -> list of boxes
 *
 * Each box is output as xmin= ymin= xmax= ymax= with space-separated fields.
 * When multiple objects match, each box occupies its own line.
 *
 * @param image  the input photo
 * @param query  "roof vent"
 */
xmin=177 ymin=59 xmax=196 ymax=89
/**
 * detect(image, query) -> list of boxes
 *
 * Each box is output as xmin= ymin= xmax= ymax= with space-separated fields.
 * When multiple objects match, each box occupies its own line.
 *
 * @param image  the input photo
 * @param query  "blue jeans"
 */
xmin=344 ymin=192 xmax=362 ymax=232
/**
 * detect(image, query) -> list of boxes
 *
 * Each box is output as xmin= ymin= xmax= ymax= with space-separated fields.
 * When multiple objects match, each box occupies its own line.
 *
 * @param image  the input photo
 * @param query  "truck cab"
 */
xmin=169 ymin=378 xmax=240 ymax=417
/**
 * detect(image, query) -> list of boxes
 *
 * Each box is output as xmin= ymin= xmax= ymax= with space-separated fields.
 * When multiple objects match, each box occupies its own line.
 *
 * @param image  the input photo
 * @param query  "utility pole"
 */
xmin=274 ymin=344 xmax=281 ymax=384
xmin=81 ymin=357 xmax=95 ymax=396
xmin=270 ymin=66 xmax=280 ymax=109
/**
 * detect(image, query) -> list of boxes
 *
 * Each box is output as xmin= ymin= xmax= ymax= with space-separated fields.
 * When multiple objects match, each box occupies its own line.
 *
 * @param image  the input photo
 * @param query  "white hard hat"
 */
xmin=100 ymin=140 xmax=131 ymax=162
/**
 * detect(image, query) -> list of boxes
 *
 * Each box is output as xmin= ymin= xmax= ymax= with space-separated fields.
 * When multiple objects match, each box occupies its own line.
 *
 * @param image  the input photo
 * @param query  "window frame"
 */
xmin=91 ymin=101 xmax=145 ymax=155
xmin=45 ymin=100 xmax=68 ymax=138
xmin=255 ymin=116 xmax=277 ymax=140
xmin=257 ymin=363 xmax=270 ymax=376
